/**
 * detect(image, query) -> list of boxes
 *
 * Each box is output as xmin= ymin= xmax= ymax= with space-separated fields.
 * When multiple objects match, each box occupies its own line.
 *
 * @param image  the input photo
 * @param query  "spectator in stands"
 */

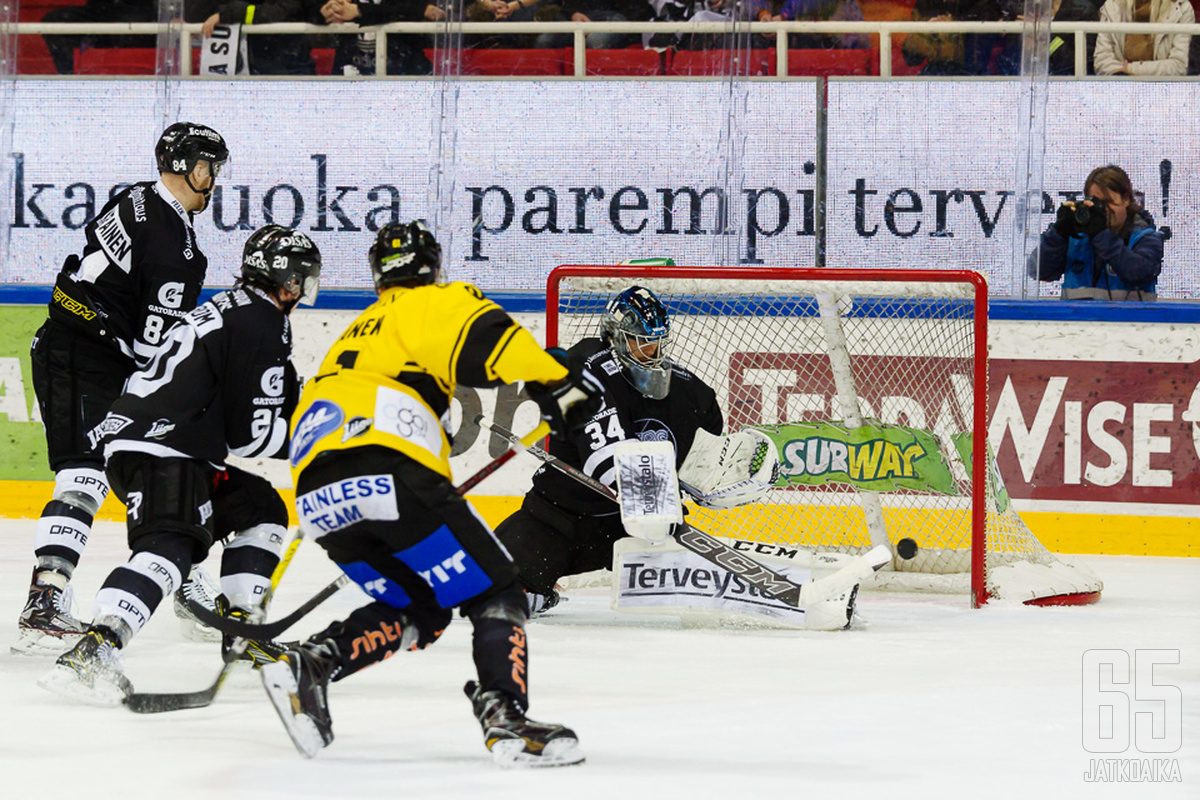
xmin=536 ymin=0 xmax=653 ymax=49
xmin=745 ymin=0 xmax=869 ymax=50
xmin=318 ymin=0 xmax=445 ymax=74
xmin=1093 ymin=0 xmax=1193 ymax=75
xmin=901 ymin=0 xmax=1016 ymax=75
xmin=189 ymin=0 xmax=317 ymax=74
xmin=42 ymin=0 xmax=157 ymax=75
xmin=1037 ymin=0 xmax=1105 ymax=75
xmin=464 ymin=0 xmax=559 ymax=48
xmin=1028 ymin=164 xmax=1164 ymax=301
xmin=645 ymin=0 xmax=732 ymax=50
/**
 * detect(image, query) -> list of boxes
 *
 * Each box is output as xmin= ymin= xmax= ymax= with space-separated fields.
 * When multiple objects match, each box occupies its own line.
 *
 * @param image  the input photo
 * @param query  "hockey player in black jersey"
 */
xmin=494 ymin=285 xmax=725 ymax=613
xmin=259 ymin=221 xmax=598 ymax=766
xmin=17 ymin=122 xmax=229 ymax=655
xmin=37 ymin=225 xmax=321 ymax=706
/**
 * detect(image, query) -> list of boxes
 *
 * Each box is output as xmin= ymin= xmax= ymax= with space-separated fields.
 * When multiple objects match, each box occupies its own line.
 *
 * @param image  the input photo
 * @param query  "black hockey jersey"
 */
xmin=92 ymin=286 xmax=298 ymax=467
xmin=47 ymin=180 xmax=207 ymax=367
xmin=531 ymin=337 xmax=724 ymax=516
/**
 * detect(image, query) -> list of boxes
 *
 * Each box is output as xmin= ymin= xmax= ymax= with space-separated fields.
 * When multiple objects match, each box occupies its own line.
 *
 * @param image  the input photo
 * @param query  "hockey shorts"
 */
xmin=31 ymin=319 xmax=132 ymax=471
xmin=494 ymin=491 xmax=626 ymax=595
xmin=107 ymin=453 xmax=286 ymax=561
xmin=294 ymin=446 xmax=519 ymax=611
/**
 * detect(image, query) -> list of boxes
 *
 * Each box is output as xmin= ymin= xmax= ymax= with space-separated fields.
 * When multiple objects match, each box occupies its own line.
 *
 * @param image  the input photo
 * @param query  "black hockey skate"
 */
xmin=38 ymin=628 xmax=132 ymax=706
xmin=464 ymin=681 xmax=584 ymax=767
xmin=260 ymin=644 xmax=336 ymax=758
xmin=13 ymin=570 xmax=86 ymax=655
xmin=525 ymin=588 xmax=561 ymax=617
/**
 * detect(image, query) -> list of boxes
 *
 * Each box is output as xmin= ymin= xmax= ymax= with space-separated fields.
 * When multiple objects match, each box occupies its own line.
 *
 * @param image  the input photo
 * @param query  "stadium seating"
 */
xmin=75 ymin=47 xmax=158 ymax=75
xmin=779 ymin=48 xmax=877 ymax=76
xmin=666 ymin=48 xmax=775 ymax=77
xmin=16 ymin=0 xmax=61 ymax=74
xmin=455 ymin=48 xmax=570 ymax=76
xmin=584 ymin=47 xmax=663 ymax=76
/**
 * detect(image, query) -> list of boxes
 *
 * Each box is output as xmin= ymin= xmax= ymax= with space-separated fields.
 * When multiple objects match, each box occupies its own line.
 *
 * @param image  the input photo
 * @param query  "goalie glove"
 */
xmin=679 ymin=428 xmax=781 ymax=509
xmin=525 ymin=348 xmax=603 ymax=440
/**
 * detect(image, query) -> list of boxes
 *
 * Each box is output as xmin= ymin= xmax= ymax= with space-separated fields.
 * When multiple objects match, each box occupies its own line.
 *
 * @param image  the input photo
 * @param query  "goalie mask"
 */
xmin=241 ymin=225 xmax=322 ymax=311
xmin=601 ymin=285 xmax=671 ymax=400
xmin=369 ymin=220 xmax=442 ymax=291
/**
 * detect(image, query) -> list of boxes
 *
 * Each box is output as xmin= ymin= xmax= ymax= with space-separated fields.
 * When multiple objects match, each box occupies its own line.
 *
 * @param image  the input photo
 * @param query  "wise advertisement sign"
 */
xmin=990 ymin=357 xmax=1200 ymax=507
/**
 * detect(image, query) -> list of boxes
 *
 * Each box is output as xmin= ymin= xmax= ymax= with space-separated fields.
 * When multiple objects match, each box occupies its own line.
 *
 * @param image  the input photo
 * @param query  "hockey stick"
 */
xmin=125 ymin=528 xmax=314 ymax=714
xmin=476 ymin=416 xmax=890 ymax=608
xmin=177 ymin=421 xmax=552 ymax=642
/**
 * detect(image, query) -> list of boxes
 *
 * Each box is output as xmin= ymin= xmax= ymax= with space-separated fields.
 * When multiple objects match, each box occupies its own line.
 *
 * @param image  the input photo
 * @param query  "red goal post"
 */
xmin=546 ymin=265 xmax=1102 ymax=607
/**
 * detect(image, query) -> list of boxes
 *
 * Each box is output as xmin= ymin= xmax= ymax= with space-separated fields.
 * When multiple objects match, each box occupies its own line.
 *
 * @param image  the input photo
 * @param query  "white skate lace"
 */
xmin=53 ymin=584 xmax=76 ymax=616
xmin=92 ymin=634 xmax=125 ymax=670
xmin=181 ymin=566 xmax=220 ymax=612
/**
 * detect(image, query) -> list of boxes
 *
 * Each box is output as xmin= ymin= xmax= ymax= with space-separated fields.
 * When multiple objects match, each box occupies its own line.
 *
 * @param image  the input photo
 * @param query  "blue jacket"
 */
xmin=1029 ymin=209 xmax=1164 ymax=300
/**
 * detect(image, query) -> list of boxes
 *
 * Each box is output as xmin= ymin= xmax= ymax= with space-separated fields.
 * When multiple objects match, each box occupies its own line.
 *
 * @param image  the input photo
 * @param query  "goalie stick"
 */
xmin=477 ymin=416 xmax=890 ymax=608
xmin=174 ymin=421 xmax=553 ymax=643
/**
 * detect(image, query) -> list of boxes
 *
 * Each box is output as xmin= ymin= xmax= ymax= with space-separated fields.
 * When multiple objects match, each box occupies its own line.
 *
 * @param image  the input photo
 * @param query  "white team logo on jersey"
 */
xmin=158 ymin=282 xmax=186 ymax=309
xmin=261 ymin=366 xmax=286 ymax=397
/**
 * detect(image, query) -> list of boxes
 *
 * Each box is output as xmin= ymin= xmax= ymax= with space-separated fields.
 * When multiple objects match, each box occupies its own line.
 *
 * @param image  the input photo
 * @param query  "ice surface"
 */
xmin=0 ymin=520 xmax=1196 ymax=800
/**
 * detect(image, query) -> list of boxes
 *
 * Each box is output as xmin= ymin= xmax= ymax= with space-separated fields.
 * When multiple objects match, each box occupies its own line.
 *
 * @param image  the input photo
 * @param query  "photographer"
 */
xmin=1029 ymin=164 xmax=1164 ymax=301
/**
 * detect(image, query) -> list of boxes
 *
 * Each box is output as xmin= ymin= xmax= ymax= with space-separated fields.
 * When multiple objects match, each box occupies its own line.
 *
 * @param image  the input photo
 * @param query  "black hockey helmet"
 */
xmin=601 ymin=285 xmax=672 ymax=399
xmin=368 ymin=220 xmax=442 ymax=291
xmin=241 ymin=225 xmax=322 ymax=310
xmin=155 ymin=122 xmax=228 ymax=177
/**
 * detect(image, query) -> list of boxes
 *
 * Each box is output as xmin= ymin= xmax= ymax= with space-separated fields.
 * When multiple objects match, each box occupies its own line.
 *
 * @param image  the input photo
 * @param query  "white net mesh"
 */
xmin=551 ymin=267 xmax=1102 ymax=604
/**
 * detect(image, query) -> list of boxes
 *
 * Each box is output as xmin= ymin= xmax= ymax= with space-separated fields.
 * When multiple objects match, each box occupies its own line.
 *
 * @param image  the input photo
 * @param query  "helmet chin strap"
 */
xmin=184 ymin=172 xmax=213 ymax=212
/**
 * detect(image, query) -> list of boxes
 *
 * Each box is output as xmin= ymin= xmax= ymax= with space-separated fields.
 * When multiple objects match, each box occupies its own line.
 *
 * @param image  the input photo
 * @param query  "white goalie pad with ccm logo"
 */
xmin=614 ymin=440 xmax=683 ymax=543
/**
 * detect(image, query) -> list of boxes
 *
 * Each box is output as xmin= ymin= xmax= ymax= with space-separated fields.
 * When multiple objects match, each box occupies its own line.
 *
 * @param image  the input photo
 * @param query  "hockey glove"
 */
xmin=526 ymin=348 xmax=603 ymax=440
xmin=1053 ymin=203 xmax=1079 ymax=238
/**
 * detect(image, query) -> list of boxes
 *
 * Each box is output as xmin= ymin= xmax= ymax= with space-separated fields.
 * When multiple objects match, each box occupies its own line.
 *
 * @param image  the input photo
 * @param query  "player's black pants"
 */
xmin=294 ymin=447 xmax=530 ymax=704
xmin=31 ymin=319 xmax=131 ymax=471
xmin=495 ymin=492 xmax=626 ymax=595
xmin=92 ymin=453 xmax=288 ymax=642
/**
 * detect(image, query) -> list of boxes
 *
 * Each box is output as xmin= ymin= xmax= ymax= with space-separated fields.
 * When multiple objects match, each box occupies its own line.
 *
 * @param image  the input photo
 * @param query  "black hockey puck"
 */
xmin=896 ymin=538 xmax=919 ymax=560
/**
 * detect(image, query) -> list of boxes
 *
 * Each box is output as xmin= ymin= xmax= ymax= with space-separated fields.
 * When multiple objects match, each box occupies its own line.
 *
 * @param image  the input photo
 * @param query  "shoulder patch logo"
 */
xmin=86 ymin=413 xmax=134 ymax=450
xmin=290 ymin=400 xmax=345 ymax=467
xmin=145 ymin=419 xmax=176 ymax=439
xmin=342 ymin=416 xmax=373 ymax=442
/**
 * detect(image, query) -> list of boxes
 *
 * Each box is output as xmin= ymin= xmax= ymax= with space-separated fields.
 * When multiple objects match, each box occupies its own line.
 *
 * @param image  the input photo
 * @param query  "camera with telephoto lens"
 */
xmin=1073 ymin=196 xmax=1108 ymax=227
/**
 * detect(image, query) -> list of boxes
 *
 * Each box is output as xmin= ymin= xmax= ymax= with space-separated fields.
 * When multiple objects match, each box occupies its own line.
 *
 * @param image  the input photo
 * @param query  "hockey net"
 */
xmin=547 ymin=265 xmax=1102 ymax=607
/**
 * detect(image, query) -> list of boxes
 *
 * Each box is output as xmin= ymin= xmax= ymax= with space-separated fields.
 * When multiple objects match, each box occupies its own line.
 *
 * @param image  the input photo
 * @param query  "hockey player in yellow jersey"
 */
xmin=261 ymin=220 xmax=600 ymax=767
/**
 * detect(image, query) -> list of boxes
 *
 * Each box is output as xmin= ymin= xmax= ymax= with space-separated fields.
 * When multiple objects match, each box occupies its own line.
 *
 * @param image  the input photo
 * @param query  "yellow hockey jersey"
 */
xmin=289 ymin=282 xmax=567 ymax=480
